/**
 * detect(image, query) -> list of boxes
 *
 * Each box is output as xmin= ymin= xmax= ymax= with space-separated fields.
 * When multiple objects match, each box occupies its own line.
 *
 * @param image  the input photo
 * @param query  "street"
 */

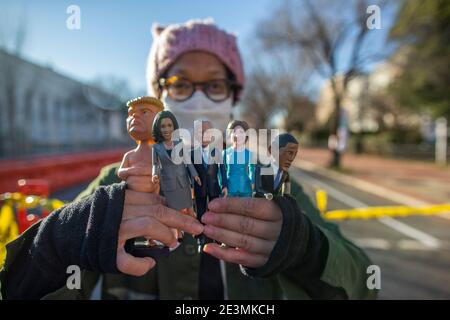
xmin=292 ymin=166 xmax=450 ymax=299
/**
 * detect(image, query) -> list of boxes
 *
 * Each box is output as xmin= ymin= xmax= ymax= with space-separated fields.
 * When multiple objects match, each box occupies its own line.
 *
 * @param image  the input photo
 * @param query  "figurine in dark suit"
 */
xmin=191 ymin=120 xmax=227 ymax=248
xmin=254 ymin=133 xmax=299 ymax=200
xmin=191 ymin=121 xmax=228 ymax=218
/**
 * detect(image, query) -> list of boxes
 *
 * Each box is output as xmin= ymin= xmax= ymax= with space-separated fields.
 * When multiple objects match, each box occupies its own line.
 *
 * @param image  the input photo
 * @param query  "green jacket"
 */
xmin=2 ymin=162 xmax=377 ymax=300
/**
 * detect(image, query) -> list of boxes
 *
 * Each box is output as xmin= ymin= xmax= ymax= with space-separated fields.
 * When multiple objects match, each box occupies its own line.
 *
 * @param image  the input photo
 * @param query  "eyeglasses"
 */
xmin=159 ymin=76 xmax=241 ymax=102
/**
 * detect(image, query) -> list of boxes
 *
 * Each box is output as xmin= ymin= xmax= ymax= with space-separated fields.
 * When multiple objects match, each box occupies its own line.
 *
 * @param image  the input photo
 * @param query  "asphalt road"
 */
xmin=291 ymin=166 xmax=450 ymax=300
xmin=53 ymin=168 xmax=450 ymax=300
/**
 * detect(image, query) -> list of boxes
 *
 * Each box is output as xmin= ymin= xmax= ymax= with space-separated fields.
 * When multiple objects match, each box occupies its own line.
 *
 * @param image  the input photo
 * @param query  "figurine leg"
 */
xmin=196 ymin=195 xmax=219 ymax=252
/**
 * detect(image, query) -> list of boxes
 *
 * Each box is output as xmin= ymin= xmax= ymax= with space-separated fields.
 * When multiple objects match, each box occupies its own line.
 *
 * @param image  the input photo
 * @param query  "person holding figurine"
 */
xmin=1 ymin=19 xmax=376 ymax=301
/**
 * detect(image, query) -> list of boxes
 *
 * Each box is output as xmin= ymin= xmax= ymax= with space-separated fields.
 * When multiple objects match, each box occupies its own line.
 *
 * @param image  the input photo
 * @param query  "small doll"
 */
xmin=191 ymin=120 xmax=228 ymax=250
xmin=118 ymin=96 xmax=164 ymax=190
xmin=151 ymin=110 xmax=201 ymax=239
xmin=222 ymin=120 xmax=255 ymax=198
xmin=254 ymin=133 xmax=299 ymax=200
xmin=118 ymin=96 xmax=169 ymax=257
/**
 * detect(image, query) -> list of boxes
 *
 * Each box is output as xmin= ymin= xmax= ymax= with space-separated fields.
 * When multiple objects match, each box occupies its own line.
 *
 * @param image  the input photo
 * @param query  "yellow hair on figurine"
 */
xmin=126 ymin=96 xmax=164 ymax=111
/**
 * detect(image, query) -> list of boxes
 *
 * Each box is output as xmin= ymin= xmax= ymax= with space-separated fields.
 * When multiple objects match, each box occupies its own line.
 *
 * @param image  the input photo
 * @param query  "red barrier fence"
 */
xmin=0 ymin=149 xmax=128 ymax=194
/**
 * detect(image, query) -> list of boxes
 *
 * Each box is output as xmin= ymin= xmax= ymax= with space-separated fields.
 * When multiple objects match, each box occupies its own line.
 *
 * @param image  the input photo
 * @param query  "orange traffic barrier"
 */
xmin=0 ymin=148 xmax=128 ymax=194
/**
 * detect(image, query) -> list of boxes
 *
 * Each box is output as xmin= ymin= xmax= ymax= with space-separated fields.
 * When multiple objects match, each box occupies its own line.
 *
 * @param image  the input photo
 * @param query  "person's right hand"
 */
xmin=117 ymin=189 xmax=204 ymax=276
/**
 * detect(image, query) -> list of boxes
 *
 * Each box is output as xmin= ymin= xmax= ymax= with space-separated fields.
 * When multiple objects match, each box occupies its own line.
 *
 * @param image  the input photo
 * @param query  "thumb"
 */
xmin=117 ymin=247 xmax=156 ymax=276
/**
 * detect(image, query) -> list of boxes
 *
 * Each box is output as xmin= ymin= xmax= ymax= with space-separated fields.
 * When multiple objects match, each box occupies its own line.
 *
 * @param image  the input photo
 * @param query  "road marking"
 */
xmin=324 ymin=204 xmax=450 ymax=220
xmin=298 ymin=160 xmax=450 ymax=222
xmin=352 ymin=238 xmax=392 ymax=250
xmin=298 ymin=160 xmax=430 ymax=206
xmin=352 ymin=238 xmax=437 ymax=251
xmin=296 ymin=171 xmax=441 ymax=249
xmin=397 ymin=239 xmax=436 ymax=251
xmin=377 ymin=217 xmax=440 ymax=249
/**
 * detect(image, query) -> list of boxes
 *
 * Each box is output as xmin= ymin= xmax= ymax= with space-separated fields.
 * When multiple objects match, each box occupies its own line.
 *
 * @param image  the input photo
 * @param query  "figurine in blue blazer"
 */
xmin=222 ymin=120 xmax=255 ymax=198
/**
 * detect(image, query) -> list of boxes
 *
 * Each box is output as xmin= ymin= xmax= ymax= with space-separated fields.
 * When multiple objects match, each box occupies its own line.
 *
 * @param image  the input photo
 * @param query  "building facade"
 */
xmin=0 ymin=49 xmax=129 ymax=159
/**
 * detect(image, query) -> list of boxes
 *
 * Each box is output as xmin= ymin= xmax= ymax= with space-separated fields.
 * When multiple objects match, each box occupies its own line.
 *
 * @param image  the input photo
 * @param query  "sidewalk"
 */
xmin=296 ymin=148 xmax=450 ymax=205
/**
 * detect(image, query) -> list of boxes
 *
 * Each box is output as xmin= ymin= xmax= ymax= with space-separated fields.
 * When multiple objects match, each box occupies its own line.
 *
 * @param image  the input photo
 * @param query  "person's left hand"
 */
xmin=119 ymin=167 xmax=155 ymax=193
xmin=201 ymin=197 xmax=282 ymax=268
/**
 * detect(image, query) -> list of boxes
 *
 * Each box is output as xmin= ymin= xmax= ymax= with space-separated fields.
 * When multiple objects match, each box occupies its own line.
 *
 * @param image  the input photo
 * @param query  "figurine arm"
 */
xmin=283 ymin=172 xmax=291 ymax=195
xmin=186 ymin=162 xmax=198 ymax=180
xmin=152 ymin=147 xmax=160 ymax=178
xmin=117 ymin=152 xmax=131 ymax=181
xmin=187 ymin=163 xmax=201 ymax=186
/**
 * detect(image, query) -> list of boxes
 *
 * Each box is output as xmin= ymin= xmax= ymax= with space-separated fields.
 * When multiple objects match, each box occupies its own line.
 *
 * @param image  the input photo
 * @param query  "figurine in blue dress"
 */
xmin=222 ymin=120 xmax=255 ymax=197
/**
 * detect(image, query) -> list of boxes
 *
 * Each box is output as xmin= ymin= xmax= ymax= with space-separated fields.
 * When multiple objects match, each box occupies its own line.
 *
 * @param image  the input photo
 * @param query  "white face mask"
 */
xmin=161 ymin=90 xmax=233 ymax=135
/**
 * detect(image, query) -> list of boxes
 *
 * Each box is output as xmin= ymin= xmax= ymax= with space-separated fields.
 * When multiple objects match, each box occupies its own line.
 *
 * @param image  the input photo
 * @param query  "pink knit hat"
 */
xmin=146 ymin=18 xmax=245 ymax=103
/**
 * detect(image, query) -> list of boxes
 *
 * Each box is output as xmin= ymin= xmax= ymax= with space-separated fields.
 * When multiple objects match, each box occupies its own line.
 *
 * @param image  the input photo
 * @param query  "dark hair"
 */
xmin=227 ymin=120 xmax=249 ymax=132
xmin=271 ymin=133 xmax=299 ymax=150
xmin=152 ymin=110 xmax=179 ymax=143
xmin=227 ymin=120 xmax=250 ymax=142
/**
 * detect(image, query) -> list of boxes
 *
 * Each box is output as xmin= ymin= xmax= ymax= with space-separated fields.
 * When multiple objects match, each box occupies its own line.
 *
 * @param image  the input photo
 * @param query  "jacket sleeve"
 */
xmin=152 ymin=147 xmax=161 ymax=178
xmin=0 ymin=182 xmax=127 ymax=300
xmin=186 ymin=163 xmax=198 ymax=180
xmin=241 ymin=180 xmax=377 ymax=300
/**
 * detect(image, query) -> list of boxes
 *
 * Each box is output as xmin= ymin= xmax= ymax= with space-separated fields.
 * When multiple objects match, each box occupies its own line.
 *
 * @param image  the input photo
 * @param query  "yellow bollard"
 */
xmin=315 ymin=189 xmax=328 ymax=216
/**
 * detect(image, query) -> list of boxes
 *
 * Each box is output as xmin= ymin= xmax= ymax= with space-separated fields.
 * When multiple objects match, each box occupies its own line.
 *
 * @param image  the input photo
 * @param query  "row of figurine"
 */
xmin=119 ymin=96 xmax=299 ymax=253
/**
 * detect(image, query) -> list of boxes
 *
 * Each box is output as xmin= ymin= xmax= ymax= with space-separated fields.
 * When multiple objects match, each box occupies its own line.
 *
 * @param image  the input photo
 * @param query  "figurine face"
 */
xmin=126 ymin=103 xmax=160 ymax=141
xmin=277 ymin=142 xmax=299 ymax=172
xmin=231 ymin=125 xmax=246 ymax=147
xmin=160 ymin=117 xmax=175 ymax=142
xmin=201 ymin=122 xmax=213 ymax=148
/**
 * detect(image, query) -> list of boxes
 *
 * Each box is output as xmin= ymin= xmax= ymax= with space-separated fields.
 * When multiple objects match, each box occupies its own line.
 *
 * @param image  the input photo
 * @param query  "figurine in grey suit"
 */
xmin=151 ymin=110 xmax=201 ymax=218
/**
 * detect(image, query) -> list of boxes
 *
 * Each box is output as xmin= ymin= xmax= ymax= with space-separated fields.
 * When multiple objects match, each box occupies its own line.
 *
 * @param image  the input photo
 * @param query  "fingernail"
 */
xmin=169 ymin=240 xmax=179 ymax=249
xmin=201 ymin=212 xmax=213 ymax=223
xmin=203 ymin=244 xmax=211 ymax=253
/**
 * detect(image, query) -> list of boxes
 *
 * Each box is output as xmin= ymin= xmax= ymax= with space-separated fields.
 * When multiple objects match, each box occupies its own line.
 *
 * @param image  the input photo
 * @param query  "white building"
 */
xmin=316 ymin=48 xmax=421 ymax=133
xmin=0 ymin=49 xmax=129 ymax=158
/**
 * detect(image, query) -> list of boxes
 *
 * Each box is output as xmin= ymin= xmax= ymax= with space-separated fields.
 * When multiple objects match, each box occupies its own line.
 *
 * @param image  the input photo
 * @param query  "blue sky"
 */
xmin=1 ymin=0 xmax=397 ymax=99
xmin=2 ymin=0 xmax=277 ymax=94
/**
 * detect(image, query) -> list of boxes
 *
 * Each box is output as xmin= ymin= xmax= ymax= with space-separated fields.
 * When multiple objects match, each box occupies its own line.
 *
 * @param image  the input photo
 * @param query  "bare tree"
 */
xmin=241 ymin=42 xmax=315 ymax=131
xmin=90 ymin=75 xmax=135 ymax=102
xmin=241 ymin=67 xmax=279 ymax=130
xmin=257 ymin=0 xmax=391 ymax=167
